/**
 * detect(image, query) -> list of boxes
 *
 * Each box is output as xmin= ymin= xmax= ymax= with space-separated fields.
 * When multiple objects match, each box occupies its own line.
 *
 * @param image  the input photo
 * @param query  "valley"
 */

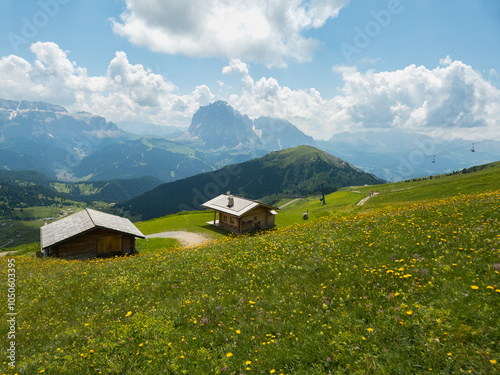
xmin=0 ymin=170 xmax=161 ymax=248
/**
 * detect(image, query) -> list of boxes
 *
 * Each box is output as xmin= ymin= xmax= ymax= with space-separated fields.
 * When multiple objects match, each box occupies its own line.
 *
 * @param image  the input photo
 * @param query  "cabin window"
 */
xmin=230 ymin=217 xmax=235 ymax=224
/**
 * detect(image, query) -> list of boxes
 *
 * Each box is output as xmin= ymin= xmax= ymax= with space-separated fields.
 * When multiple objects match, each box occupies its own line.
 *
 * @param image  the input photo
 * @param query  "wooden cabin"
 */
xmin=202 ymin=194 xmax=278 ymax=234
xmin=40 ymin=208 xmax=145 ymax=260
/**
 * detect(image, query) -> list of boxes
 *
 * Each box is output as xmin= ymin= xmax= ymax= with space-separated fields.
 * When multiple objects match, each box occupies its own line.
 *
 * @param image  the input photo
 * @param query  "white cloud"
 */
xmin=222 ymin=59 xmax=330 ymax=137
xmin=331 ymin=59 xmax=500 ymax=139
xmin=223 ymin=57 xmax=500 ymax=140
xmin=110 ymin=0 xmax=348 ymax=67
xmin=0 ymin=42 xmax=213 ymax=127
xmin=222 ymin=58 xmax=254 ymax=89
xmin=0 ymin=43 xmax=498 ymax=142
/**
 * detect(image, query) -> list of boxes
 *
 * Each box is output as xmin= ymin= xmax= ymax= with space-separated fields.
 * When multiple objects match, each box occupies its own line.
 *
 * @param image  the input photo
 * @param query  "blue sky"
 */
xmin=0 ymin=0 xmax=499 ymax=140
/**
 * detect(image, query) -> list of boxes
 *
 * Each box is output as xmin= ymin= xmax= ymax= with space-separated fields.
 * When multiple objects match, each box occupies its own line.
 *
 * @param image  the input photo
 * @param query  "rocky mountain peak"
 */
xmin=188 ymin=101 xmax=259 ymax=150
xmin=0 ymin=98 xmax=68 ymax=113
xmin=186 ymin=101 xmax=315 ymax=151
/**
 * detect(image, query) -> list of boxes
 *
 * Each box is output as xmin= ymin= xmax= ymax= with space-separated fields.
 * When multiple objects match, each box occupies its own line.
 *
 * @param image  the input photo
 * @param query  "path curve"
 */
xmin=146 ymin=231 xmax=210 ymax=247
xmin=357 ymin=192 xmax=379 ymax=206
xmin=279 ymin=198 xmax=302 ymax=209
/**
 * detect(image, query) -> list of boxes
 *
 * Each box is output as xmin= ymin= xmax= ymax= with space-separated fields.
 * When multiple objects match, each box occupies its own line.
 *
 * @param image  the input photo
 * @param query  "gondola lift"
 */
xmin=471 ymin=143 xmax=475 ymax=152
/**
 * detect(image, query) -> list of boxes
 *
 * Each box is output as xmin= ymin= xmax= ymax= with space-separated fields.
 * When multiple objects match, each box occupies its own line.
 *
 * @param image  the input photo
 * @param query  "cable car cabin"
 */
xmin=202 ymin=194 xmax=278 ymax=234
xmin=40 ymin=209 xmax=146 ymax=260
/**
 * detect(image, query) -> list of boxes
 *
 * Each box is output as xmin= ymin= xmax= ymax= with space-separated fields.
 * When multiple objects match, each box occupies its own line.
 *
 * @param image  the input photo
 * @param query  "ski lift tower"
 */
xmin=319 ymin=182 xmax=326 ymax=205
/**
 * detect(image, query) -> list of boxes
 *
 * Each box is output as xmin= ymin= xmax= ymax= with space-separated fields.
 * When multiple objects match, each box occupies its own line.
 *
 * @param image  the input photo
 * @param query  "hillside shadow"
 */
xmin=200 ymin=223 xmax=278 ymax=239
xmin=199 ymin=224 xmax=233 ymax=237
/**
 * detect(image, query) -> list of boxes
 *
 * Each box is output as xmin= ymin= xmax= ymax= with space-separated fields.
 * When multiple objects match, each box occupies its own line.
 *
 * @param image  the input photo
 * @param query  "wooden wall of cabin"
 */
xmin=216 ymin=207 xmax=276 ymax=234
xmin=123 ymin=236 xmax=136 ymax=253
xmin=49 ymin=228 xmax=136 ymax=260
xmin=218 ymin=212 xmax=239 ymax=233
xmin=241 ymin=207 xmax=275 ymax=231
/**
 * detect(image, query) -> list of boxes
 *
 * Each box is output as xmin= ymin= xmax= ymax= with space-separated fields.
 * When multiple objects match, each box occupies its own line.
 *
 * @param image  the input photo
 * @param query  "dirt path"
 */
xmin=357 ymin=192 xmax=379 ymax=206
xmin=146 ymin=231 xmax=210 ymax=247
xmin=279 ymin=198 xmax=301 ymax=209
xmin=0 ymin=251 xmax=13 ymax=257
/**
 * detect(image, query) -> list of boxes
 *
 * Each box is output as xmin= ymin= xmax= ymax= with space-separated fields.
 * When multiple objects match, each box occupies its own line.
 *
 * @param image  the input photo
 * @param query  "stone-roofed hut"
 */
xmin=202 ymin=193 xmax=278 ymax=234
xmin=40 ymin=208 xmax=145 ymax=259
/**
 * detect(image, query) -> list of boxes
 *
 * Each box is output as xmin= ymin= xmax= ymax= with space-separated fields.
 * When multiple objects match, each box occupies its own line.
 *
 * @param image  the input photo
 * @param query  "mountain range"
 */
xmin=0 ymin=98 xmax=123 ymax=179
xmin=0 ymin=99 xmax=316 ymax=182
xmin=116 ymin=145 xmax=384 ymax=220
xmin=1 ymin=98 xmax=499 ymax=185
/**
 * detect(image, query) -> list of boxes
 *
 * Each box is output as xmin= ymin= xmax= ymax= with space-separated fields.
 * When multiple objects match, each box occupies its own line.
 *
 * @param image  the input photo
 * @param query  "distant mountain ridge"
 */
xmin=0 ymin=98 xmax=125 ymax=180
xmin=0 ymin=98 xmax=67 ymax=112
xmin=116 ymin=145 xmax=384 ymax=220
xmin=117 ymin=121 xmax=186 ymax=137
xmin=317 ymin=128 xmax=500 ymax=182
xmin=0 ymin=98 xmax=318 ymax=183
xmin=187 ymin=101 xmax=259 ymax=150
xmin=3 ymin=97 xmax=497 ymax=185
xmin=71 ymin=137 xmax=213 ymax=182
xmin=0 ymin=98 xmax=216 ymax=182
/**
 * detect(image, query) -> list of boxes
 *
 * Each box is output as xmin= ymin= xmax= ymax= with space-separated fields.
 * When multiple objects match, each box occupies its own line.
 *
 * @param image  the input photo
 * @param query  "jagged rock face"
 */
xmin=187 ymin=101 xmax=315 ymax=151
xmin=188 ymin=101 xmax=261 ymax=150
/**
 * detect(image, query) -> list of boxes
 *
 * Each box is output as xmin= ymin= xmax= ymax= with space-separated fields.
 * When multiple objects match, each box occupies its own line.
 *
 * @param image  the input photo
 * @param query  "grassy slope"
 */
xmin=1 ymin=162 xmax=499 ymax=374
xmin=359 ymin=162 xmax=500 ymax=206
xmin=134 ymin=161 xmax=499 ymax=235
xmin=135 ymin=211 xmax=217 ymax=236
xmin=140 ymin=137 xmax=196 ymax=157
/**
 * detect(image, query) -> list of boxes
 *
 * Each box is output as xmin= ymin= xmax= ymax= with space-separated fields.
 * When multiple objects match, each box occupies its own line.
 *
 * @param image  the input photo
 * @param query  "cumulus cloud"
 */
xmin=331 ymin=59 xmax=500 ymax=140
xmin=222 ymin=58 xmax=330 ymax=137
xmin=222 ymin=58 xmax=500 ymax=141
xmin=110 ymin=0 xmax=348 ymax=67
xmin=0 ymin=42 xmax=213 ymax=127
xmin=0 ymin=43 xmax=498 ymax=141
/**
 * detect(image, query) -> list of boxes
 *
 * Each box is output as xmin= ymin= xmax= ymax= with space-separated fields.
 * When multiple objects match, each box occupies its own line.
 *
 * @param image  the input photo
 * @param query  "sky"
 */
xmin=0 ymin=0 xmax=499 ymax=141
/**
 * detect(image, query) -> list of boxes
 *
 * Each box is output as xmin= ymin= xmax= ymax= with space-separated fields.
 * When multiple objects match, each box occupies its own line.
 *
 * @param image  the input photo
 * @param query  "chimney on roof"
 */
xmin=227 ymin=194 xmax=234 ymax=207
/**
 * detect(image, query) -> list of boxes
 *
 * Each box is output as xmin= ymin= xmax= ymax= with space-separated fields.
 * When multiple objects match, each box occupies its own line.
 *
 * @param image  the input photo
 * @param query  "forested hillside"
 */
xmin=117 ymin=145 xmax=385 ymax=220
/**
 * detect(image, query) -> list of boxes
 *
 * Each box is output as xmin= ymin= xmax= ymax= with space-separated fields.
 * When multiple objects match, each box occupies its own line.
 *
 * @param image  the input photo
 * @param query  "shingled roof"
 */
xmin=40 ymin=208 xmax=145 ymax=249
xmin=201 ymin=194 xmax=278 ymax=217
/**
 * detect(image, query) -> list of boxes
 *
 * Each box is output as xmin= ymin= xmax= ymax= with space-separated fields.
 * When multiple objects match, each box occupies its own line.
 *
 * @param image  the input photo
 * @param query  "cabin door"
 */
xmin=97 ymin=235 xmax=122 ymax=254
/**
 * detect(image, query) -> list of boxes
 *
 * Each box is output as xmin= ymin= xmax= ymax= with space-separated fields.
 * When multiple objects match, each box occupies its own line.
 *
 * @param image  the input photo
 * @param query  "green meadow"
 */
xmin=1 ymin=162 xmax=499 ymax=374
